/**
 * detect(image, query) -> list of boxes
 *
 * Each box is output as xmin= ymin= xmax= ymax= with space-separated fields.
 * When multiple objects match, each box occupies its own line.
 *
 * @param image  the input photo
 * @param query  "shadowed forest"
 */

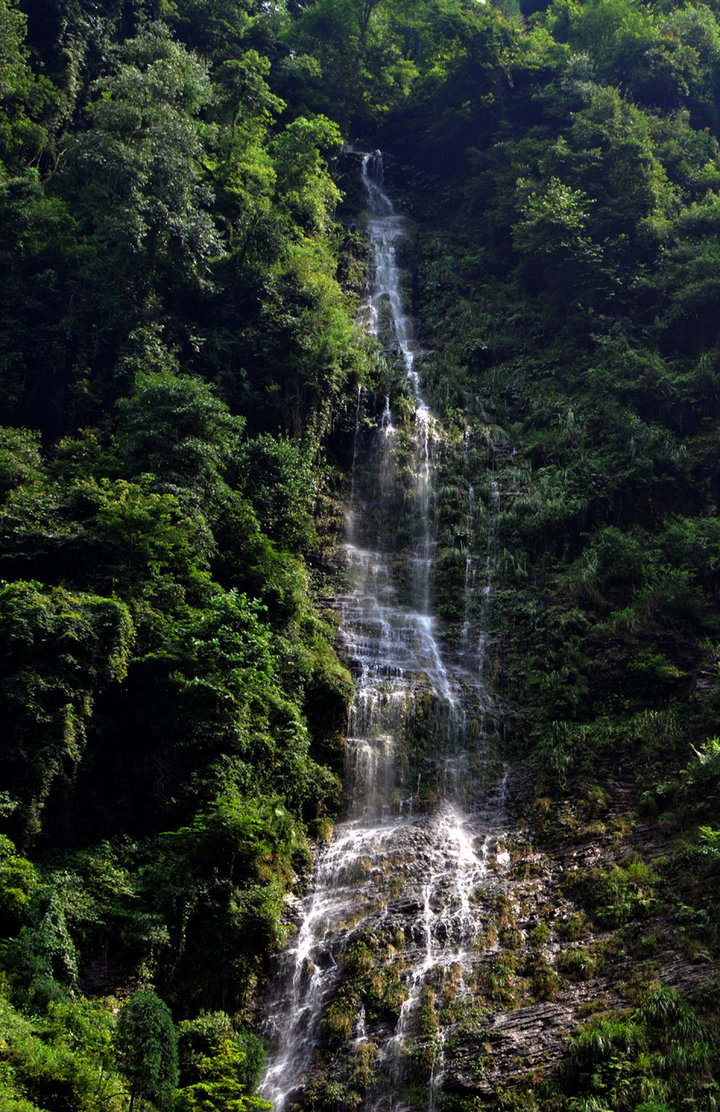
xmin=1 ymin=0 xmax=720 ymax=1108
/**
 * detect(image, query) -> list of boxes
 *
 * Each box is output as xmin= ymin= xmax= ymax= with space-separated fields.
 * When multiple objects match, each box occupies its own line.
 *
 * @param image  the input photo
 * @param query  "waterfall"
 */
xmin=259 ymin=152 xmax=510 ymax=1112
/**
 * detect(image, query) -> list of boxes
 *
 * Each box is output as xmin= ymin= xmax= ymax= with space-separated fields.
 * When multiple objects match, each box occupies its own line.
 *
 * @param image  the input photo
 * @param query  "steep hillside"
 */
xmin=1 ymin=0 xmax=720 ymax=1109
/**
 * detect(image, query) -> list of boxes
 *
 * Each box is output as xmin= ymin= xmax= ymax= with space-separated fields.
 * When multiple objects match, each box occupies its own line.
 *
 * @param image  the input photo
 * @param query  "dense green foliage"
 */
xmin=0 ymin=1 xmax=364 ymax=1106
xmin=2 ymin=0 xmax=720 ymax=1106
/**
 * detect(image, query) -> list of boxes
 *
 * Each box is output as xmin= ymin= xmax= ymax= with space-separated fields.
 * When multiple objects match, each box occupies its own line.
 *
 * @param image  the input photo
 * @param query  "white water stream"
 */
xmin=260 ymin=151 xmax=509 ymax=1112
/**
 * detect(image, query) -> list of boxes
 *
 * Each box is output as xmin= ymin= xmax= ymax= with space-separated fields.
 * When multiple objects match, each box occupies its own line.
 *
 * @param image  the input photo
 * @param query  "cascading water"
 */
xmin=259 ymin=151 xmax=510 ymax=1112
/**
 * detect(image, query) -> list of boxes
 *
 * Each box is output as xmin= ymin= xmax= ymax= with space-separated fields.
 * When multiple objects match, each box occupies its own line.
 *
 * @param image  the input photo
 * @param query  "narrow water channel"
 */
xmin=260 ymin=151 xmax=510 ymax=1112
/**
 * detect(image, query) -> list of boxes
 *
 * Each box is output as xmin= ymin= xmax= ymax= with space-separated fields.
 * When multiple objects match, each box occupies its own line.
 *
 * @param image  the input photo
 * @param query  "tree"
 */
xmin=0 ymin=172 xmax=85 ymax=432
xmin=115 ymin=367 xmax=244 ymax=519
xmin=0 ymin=0 xmax=52 ymax=178
xmin=512 ymin=175 xmax=603 ymax=307
xmin=209 ymin=50 xmax=282 ymax=251
xmin=0 ymin=835 xmax=37 ymax=937
xmin=283 ymin=0 xmax=386 ymax=124
xmin=0 ymin=581 xmax=134 ymax=845
xmin=0 ymin=427 xmax=43 ymax=497
xmin=176 ymin=1013 xmax=268 ymax=1111
xmin=174 ymin=1040 xmax=271 ymax=1112
xmin=0 ymin=473 xmax=208 ymax=598
xmin=56 ymin=21 xmax=219 ymax=380
xmin=62 ymin=23 xmax=217 ymax=272
xmin=2 ymin=884 xmax=78 ymax=1009
xmin=117 ymin=989 xmax=179 ymax=1111
xmin=239 ymin=433 xmax=317 ymax=550
xmin=146 ymin=790 xmax=304 ymax=1011
xmin=272 ymin=114 xmax=342 ymax=233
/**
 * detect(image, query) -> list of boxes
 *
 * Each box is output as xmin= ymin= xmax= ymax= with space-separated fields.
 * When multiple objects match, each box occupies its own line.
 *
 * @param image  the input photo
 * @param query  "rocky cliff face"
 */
xmin=258 ymin=151 xmax=720 ymax=1112
xmin=263 ymin=771 xmax=718 ymax=1110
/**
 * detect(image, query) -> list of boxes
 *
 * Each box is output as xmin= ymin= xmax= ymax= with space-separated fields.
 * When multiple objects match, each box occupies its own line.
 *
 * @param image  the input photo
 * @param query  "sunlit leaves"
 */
xmin=60 ymin=23 xmax=219 ymax=286
xmin=0 ymin=428 xmax=43 ymax=497
xmin=0 ymin=991 xmax=128 ymax=1111
xmin=0 ymin=475 xmax=209 ymax=596
xmin=0 ymin=836 xmax=37 ymax=935
xmin=514 ymin=175 xmax=594 ymax=252
xmin=272 ymin=113 xmax=342 ymax=231
xmin=0 ymin=0 xmax=53 ymax=178
xmin=175 ymin=1037 xmax=272 ymax=1112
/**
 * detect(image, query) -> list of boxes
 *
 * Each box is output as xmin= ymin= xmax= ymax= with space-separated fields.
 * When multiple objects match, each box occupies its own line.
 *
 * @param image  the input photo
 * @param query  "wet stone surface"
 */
xmin=258 ymin=151 xmax=511 ymax=1112
xmin=257 ymin=152 xmax=719 ymax=1112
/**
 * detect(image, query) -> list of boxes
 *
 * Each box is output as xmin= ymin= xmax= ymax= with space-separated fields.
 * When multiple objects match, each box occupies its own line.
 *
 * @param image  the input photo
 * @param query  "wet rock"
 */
xmin=255 ymin=154 xmax=720 ymax=1112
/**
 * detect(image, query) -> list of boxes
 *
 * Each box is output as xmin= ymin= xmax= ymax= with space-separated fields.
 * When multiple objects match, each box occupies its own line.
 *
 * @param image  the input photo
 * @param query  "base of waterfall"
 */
xmin=259 ymin=770 xmax=512 ymax=1112
xmin=260 ymin=769 xmax=719 ymax=1111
